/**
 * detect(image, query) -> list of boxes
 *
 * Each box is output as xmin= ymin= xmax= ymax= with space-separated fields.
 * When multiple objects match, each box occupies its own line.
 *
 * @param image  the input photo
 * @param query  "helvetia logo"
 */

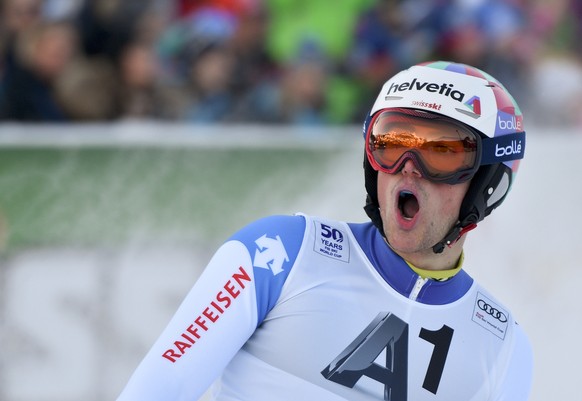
xmin=385 ymin=78 xmax=466 ymax=102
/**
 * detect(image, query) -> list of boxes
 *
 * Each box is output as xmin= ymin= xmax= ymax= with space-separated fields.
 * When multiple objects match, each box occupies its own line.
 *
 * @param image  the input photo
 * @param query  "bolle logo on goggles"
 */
xmin=386 ymin=78 xmax=466 ymax=102
xmin=495 ymin=140 xmax=522 ymax=157
xmin=481 ymin=131 xmax=526 ymax=165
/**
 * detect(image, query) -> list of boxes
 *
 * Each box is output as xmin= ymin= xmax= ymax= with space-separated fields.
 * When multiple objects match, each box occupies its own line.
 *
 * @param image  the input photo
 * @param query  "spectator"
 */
xmin=279 ymin=55 xmax=329 ymax=124
xmin=118 ymin=41 xmax=171 ymax=119
xmin=233 ymin=40 xmax=331 ymax=124
xmin=0 ymin=20 xmax=78 ymax=121
xmin=0 ymin=0 xmax=43 ymax=79
xmin=184 ymin=43 xmax=237 ymax=123
xmin=158 ymin=6 xmax=240 ymax=122
xmin=228 ymin=4 xmax=277 ymax=104
xmin=54 ymin=56 xmax=121 ymax=121
xmin=75 ymin=0 xmax=152 ymax=62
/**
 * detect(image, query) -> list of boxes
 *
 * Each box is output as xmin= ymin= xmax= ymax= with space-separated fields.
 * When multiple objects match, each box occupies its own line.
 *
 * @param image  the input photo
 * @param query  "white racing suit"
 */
xmin=117 ymin=214 xmax=532 ymax=401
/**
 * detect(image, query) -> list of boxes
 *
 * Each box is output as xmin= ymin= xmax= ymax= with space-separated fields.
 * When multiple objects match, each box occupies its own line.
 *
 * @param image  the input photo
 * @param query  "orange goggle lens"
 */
xmin=366 ymin=110 xmax=480 ymax=183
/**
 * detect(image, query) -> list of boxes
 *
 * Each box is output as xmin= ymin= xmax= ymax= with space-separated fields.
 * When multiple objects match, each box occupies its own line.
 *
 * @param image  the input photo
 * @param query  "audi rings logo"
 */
xmin=477 ymin=299 xmax=507 ymax=323
xmin=472 ymin=293 xmax=508 ymax=339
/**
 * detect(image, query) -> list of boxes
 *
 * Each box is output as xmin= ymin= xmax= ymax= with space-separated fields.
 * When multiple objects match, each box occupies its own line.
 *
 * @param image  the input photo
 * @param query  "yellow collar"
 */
xmin=406 ymin=252 xmax=464 ymax=281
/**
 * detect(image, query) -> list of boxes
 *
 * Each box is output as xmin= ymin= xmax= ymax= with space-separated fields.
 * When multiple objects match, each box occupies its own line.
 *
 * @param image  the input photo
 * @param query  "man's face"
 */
xmin=377 ymin=159 xmax=470 ymax=259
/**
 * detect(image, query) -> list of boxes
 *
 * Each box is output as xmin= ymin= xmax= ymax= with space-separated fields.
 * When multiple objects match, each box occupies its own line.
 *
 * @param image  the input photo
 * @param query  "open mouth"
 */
xmin=398 ymin=190 xmax=419 ymax=220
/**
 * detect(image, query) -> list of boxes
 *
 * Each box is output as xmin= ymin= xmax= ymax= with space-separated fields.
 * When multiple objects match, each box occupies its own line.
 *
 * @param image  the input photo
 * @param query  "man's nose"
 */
xmin=400 ymin=158 xmax=423 ymax=178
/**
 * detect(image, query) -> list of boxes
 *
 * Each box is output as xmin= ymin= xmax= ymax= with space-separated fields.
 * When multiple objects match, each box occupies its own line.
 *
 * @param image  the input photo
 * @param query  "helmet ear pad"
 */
xmin=459 ymin=163 xmax=513 ymax=226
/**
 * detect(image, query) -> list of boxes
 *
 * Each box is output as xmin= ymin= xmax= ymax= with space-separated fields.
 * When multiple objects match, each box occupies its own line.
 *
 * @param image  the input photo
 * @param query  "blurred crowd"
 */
xmin=1 ymin=0 xmax=581 ymax=126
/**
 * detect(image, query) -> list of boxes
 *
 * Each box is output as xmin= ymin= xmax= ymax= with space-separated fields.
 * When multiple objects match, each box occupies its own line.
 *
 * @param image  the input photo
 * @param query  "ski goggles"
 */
xmin=365 ymin=109 xmax=481 ymax=184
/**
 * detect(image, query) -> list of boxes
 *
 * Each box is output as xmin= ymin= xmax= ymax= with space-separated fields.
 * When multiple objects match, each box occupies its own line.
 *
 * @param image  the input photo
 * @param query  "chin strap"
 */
xmin=432 ymin=220 xmax=478 ymax=254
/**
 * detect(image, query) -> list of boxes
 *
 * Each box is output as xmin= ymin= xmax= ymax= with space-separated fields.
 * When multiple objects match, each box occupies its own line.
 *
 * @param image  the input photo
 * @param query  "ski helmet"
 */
xmin=363 ymin=61 xmax=525 ymax=253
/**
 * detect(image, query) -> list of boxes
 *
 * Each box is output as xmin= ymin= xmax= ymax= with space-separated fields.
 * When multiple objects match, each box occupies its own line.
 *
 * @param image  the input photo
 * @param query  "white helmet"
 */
xmin=362 ymin=61 xmax=526 ymax=253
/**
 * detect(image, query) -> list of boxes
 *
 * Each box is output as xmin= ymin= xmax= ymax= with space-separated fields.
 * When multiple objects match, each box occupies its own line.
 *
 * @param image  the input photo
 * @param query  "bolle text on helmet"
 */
xmin=497 ymin=115 xmax=522 ymax=131
xmin=385 ymin=78 xmax=466 ymax=102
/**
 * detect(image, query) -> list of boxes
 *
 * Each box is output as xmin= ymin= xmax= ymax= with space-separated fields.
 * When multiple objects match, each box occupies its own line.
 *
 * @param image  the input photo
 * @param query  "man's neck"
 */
xmin=406 ymin=252 xmax=464 ymax=280
xmin=393 ymin=238 xmax=466 ymax=272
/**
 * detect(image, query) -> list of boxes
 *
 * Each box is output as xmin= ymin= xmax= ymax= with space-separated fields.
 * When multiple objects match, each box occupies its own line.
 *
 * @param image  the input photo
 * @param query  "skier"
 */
xmin=117 ymin=61 xmax=532 ymax=401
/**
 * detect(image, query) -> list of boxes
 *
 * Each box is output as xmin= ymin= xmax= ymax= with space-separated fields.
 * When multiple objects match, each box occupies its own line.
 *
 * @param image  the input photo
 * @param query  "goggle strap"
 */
xmin=480 ymin=131 xmax=526 ymax=165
